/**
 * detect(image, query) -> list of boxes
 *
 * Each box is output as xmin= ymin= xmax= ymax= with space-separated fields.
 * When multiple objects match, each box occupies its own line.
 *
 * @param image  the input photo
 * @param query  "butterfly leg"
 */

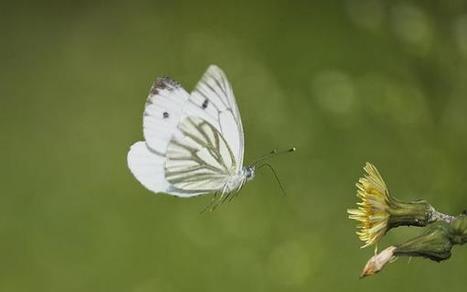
xmin=211 ymin=186 xmax=229 ymax=210
xmin=202 ymin=188 xmax=227 ymax=213
xmin=219 ymin=191 xmax=234 ymax=206
xmin=211 ymin=185 xmax=232 ymax=211
xmin=201 ymin=182 xmax=239 ymax=213
xmin=200 ymin=192 xmax=220 ymax=214
xmin=228 ymin=180 xmax=245 ymax=202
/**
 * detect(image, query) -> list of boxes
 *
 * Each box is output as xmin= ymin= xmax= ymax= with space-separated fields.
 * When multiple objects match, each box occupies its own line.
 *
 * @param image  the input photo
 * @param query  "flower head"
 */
xmin=348 ymin=162 xmax=391 ymax=248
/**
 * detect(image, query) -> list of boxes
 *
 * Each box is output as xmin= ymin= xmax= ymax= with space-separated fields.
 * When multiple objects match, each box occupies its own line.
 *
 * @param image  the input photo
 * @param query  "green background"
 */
xmin=1 ymin=0 xmax=466 ymax=291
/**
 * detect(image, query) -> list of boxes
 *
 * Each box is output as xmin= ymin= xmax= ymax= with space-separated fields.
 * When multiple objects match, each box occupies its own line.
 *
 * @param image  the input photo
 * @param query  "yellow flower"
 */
xmin=348 ymin=162 xmax=391 ymax=248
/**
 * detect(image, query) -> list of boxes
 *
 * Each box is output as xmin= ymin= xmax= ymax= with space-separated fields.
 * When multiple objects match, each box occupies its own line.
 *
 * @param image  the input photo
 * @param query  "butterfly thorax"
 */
xmin=221 ymin=165 xmax=255 ymax=194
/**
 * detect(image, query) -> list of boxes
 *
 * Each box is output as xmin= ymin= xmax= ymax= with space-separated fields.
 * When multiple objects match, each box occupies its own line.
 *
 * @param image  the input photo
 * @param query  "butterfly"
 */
xmin=127 ymin=65 xmax=294 ymax=209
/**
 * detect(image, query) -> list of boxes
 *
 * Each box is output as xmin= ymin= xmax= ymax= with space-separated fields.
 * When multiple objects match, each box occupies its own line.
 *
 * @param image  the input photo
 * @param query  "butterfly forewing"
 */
xmin=143 ymin=77 xmax=190 ymax=154
xmin=189 ymin=65 xmax=244 ymax=168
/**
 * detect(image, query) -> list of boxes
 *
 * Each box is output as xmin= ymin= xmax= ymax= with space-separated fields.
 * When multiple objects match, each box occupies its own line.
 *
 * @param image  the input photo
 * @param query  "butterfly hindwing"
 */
xmin=165 ymin=116 xmax=237 ymax=192
xmin=127 ymin=141 xmax=201 ymax=197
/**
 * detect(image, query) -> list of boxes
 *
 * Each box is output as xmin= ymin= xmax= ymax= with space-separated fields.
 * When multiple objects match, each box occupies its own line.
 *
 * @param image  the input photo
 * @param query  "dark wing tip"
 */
xmin=149 ymin=76 xmax=180 ymax=95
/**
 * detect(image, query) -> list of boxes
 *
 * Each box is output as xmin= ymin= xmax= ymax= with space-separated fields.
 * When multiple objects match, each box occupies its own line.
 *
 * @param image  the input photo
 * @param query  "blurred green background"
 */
xmin=1 ymin=0 xmax=466 ymax=291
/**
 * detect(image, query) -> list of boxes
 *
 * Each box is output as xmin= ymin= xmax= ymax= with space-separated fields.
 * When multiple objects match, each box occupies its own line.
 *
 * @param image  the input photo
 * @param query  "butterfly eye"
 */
xmin=163 ymin=112 xmax=169 ymax=119
xmin=202 ymin=99 xmax=209 ymax=109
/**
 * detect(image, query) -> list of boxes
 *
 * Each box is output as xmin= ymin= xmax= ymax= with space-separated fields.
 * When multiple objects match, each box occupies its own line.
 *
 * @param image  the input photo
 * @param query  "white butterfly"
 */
xmin=127 ymin=65 xmax=293 ymax=208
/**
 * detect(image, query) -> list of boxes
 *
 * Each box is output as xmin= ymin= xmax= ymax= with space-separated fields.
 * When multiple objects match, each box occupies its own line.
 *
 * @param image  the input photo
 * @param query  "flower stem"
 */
xmin=428 ymin=206 xmax=456 ymax=224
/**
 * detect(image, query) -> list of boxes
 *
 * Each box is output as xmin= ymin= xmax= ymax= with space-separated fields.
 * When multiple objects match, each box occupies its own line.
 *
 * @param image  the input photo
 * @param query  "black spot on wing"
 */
xmin=163 ymin=112 xmax=169 ymax=119
xmin=202 ymin=99 xmax=209 ymax=109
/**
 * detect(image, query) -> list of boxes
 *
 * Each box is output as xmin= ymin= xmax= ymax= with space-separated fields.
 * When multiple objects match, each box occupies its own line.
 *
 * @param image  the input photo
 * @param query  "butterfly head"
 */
xmin=244 ymin=165 xmax=256 ymax=181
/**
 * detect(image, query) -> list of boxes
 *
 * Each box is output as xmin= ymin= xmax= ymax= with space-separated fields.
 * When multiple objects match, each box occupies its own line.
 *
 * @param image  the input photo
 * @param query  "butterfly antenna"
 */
xmin=252 ymin=147 xmax=296 ymax=166
xmin=258 ymin=163 xmax=287 ymax=197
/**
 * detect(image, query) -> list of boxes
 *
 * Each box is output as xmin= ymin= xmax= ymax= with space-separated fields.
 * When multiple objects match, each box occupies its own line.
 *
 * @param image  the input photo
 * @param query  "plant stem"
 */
xmin=428 ymin=206 xmax=456 ymax=224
